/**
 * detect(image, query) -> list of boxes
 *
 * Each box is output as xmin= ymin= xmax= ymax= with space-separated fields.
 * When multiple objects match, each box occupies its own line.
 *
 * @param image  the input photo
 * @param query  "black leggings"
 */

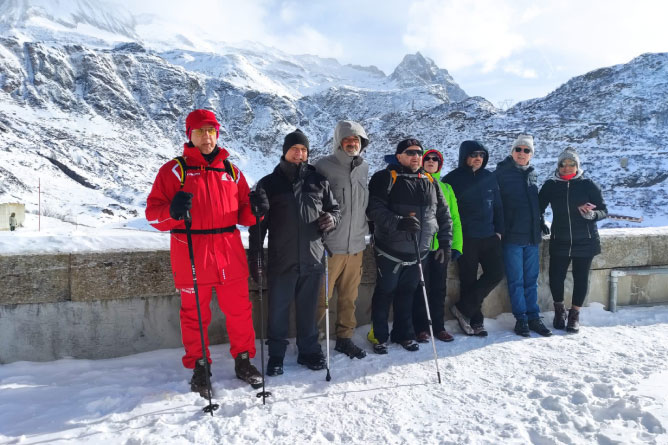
xmin=548 ymin=255 xmax=593 ymax=307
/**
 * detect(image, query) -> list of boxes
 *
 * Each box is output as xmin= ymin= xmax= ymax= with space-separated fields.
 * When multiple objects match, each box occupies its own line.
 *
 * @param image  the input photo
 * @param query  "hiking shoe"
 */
xmin=190 ymin=359 xmax=212 ymax=399
xmin=436 ymin=330 xmax=454 ymax=342
xmin=373 ymin=342 xmax=388 ymax=354
xmin=234 ymin=351 xmax=263 ymax=389
xmin=399 ymin=339 xmax=419 ymax=351
xmin=566 ymin=308 xmax=580 ymax=334
xmin=266 ymin=356 xmax=284 ymax=376
xmin=471 ymin=323 xmax=488 ymax=337
xmin=450 ymin=305 xmax=474 ymax=335
xmin=416 ymin=331 xmax=431 ymax=343
xmin=553 ymin=302 xmax=567 ymax=330
xmin=297 ymin=351 xmax=326 ymax=370
xmin=367 ymin=329 xmax=379 ymax=345
xmin=528 ymin=318 xmax=553 ymax=337
xmin=514 ymin=320 xmax=530 ymax=337
xmin=335 ymin=338 xmax=366 ymax=359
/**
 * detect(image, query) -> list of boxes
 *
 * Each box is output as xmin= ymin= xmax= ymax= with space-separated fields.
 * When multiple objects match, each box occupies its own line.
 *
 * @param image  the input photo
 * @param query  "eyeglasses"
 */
xmin=559 ymin=162 xmax=577 ymax=168
xmin=192 ymin=128 xmax=217 ymax=137
xmin=469 ymin=151 xmax=485 ymax=159
xmin=514 ymin=147 xmax=531 ymax=154
xmin=423 ymin=156 xmax=440 ymax=162
xmin=403 ymin=149 xmax=423 ymax=157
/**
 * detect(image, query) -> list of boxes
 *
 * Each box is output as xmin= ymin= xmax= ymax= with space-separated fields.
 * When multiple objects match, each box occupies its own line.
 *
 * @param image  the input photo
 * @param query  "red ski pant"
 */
xmin=180 ymin=278 xmax=256 ymax=369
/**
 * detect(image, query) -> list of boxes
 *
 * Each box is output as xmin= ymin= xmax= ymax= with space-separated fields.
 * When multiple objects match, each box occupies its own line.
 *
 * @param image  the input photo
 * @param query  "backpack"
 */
xmin=386 ymin=169 xmax=434 ymax=195
xmin=173 ymin=155 xmax=238 ymax=189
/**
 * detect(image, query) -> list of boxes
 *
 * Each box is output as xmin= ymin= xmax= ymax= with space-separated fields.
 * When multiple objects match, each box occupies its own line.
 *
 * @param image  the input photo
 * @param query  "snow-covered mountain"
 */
xmin=1 ymin=1 xmax=666 ymax=227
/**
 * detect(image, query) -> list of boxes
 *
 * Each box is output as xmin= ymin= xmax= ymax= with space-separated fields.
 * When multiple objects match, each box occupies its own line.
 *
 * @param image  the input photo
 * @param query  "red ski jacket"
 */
xmin=146 ymin=144 xmax=256 ymax=288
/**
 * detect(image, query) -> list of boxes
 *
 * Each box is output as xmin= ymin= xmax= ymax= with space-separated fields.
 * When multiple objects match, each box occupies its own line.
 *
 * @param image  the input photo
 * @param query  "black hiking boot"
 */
xmin=471 ymin=323 xmax=488 ymax=337
xmin=266 ymin=356 xmax=284 ymax=376
xmin=553 ymin=302 xmax=567 ymax=330
xmin=373 ymin=342 xmax=388 ymax=354
xmin=528 ymin=318 xmax=553 ymax=337
xmin=398 ymin=339 xmax=419 ymax=351
xmin=566 ymin=308 xmax=580 ymax=334
xmin=234 ymin=351 xmax=263 ymax=389
xmin=190 ymin=359 xmax=212 ymax=399
xmin=335 ymin=338 xmax=366 ymax=359
xmin=514 ymin=320 xmax=530 ymax=337
xmin=297 ymin=351 xmax=326 ymax=370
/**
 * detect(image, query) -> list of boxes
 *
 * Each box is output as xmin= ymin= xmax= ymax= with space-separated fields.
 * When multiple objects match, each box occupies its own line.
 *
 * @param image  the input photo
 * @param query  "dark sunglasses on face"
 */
xmin=559 ymin=162 xmax=577 ymax=168
xmin=469 ymin=151 xmax=485 ymax=159
xmin=514 ymin=147 xmax=531 ymax=154
xmin=423 ymin=156 xmax=440 ymax=162
xmin=403 ymin=149 xmax=423 ymax=157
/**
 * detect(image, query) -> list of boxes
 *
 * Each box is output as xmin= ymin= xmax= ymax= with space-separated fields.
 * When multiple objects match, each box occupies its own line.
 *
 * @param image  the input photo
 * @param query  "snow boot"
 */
xmin=471 ymin=323 xmax=488 ymax=337
xmin=190 ymin=359 xmax=212 ymax=399
xmin=566 ymin=308 xmax=580 ymax=334
xmin=234 ymin=351 xmax=263 ymax=389
xmin=450 ymin=305 xmax=474 ymax=335
xmin=416 ymin=331 xmax=431 ymax=343
xmin=266 ymin=356 xmax=284 ymax=376
xmin=398 ymin=339 xmax=419 ymax=351
xmin=514 ymin=320 xmax=530 ymax=337
xmin=335 ymin=338 xmax=366 ymax=359
xmin=297 ymin=351 xmax=326 ymax=370
xmin=528 ymin=318 xmax=553 ymax=337
xmin=435 ymin=330 xmax=454 ymax=342
xmin=373 ymin=342 xmax=388 ymax=354
xmin=553 ymin=302 xmax=567 ymax=330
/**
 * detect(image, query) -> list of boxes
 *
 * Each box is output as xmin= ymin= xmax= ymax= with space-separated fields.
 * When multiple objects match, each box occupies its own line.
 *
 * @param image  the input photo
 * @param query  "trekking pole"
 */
xmin=184 ymin=211 xmax=220 ymax=415
xmin=411 ymin=233 xmax=442 ymax=384
xmin=322 ymin=239 xmax=332 ymax=382
xmin=254 ymin=215 xmax=272 ymax=404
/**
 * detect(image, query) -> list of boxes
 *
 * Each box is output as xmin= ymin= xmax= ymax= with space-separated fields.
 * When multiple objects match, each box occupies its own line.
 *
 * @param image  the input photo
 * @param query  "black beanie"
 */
xmin=283 ymin=129 xmax=310 ymax=155
xmin=396 ymin=138 xmax=423 ymax=154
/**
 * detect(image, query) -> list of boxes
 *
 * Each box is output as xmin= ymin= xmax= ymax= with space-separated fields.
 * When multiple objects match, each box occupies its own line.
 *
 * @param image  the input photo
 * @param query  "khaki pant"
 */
xmin=317 ymin=251 xmax=364 ymax=339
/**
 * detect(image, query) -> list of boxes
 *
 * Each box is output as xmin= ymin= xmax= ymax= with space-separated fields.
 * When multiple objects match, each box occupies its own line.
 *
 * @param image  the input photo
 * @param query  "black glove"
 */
xmin=541 ymin=223 xmax=550 ymax=235
xmin=397 ymin=215 xmax=421 ymax=233
xmin=248 ymin=253 xmax=263 ymax=283
xmin=170 ymin=191 xmax=193 ymax=220
xmin=249 ymin=189 xmax=269 ymax=218
xmin=318 ymin=212 xmax=335 ymax=233
xmin=451 ymin=250 xmax=462 ymax=262
xmin=434 ymin=248 xmax=451 ymax=264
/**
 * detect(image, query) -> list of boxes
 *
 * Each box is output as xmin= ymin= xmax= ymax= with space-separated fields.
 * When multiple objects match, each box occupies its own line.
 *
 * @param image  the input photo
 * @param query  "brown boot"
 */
xmin=566 ymin=308 xmax=580 ymax=333
xmin=553 ymin=302 xmax=567 ymax=330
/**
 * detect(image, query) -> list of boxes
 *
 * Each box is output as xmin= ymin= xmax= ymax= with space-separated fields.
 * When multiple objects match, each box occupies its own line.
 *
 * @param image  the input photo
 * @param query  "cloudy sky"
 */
xmin=121 ymin=0 xmax=667 ymax=106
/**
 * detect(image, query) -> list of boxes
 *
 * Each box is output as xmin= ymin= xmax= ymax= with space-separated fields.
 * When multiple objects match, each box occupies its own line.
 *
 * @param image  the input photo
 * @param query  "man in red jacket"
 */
xmin=146 ymin=109 xmax=262 ymax=397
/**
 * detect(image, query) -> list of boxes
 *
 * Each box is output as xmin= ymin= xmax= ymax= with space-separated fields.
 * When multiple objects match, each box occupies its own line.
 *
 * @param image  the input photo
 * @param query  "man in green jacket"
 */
xmin=412 ymin=149 xmax=463 ymax=342
xmin=314 ymin=120 xmax=370 ymax=359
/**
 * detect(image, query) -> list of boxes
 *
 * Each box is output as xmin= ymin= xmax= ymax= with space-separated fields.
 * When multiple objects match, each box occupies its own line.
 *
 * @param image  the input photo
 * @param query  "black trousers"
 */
xmin=548 ymin=255 xmax=594 ymax=307
xmin=455 ymin=235 xmax=504 ymax=325
xmin=412 ymin=251 xmax=449 ymax=334
xmin=371 ymin=253 xmax=420 ymax=344
xmin=266 ymin=271 xmax=322 ymax=358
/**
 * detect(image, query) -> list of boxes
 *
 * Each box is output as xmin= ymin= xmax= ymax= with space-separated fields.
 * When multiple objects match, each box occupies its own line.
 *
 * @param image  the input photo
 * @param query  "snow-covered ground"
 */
xmin=0 ymin=304 xmax=666 ymax=444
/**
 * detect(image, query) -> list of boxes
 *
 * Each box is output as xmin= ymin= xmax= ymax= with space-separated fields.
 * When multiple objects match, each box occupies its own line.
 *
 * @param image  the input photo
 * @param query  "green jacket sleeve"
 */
xmin=438 ymin=182 xmax=463 ymax=254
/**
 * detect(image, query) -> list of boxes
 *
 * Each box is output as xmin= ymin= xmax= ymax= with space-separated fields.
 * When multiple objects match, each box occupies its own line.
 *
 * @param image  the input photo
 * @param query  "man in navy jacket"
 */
xmin=442 ymin=140 xmax=504 ymax=337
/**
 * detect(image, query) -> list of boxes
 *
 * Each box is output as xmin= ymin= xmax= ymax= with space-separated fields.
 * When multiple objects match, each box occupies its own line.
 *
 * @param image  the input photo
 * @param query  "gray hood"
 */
xmin=333 ymin=120 xmax=370 ymax=153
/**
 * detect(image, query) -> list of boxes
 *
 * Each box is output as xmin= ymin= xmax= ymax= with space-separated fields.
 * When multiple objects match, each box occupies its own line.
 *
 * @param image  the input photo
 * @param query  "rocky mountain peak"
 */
xmin=390 ymin=52 xmax=468 ymax=102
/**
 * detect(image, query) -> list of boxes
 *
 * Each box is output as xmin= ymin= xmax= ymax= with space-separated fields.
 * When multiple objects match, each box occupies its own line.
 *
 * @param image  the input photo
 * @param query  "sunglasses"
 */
xmin=423 ymin=156 xmax=440 ymax=162
xmin=403 ymin=149 xmax=423 ymax=157
xmin=469 ymin=151 xmax=485 ymax=159
xmin=514 ymin=147 xmax=531 ymax=154
xmin=559 ymin=162 xmax=577 ymax=168
xmin=192 ymin=128 xmax=217 ymax=136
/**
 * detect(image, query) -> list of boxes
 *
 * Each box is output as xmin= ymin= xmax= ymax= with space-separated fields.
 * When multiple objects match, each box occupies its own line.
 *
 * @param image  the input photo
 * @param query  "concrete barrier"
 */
xmin=1 ymin=227 xmax=668 ymax=363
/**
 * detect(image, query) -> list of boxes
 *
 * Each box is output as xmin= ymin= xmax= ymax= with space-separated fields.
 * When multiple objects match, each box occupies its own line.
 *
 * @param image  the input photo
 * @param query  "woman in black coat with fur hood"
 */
xmin=539 ymin=147 xmax=607 ymax=333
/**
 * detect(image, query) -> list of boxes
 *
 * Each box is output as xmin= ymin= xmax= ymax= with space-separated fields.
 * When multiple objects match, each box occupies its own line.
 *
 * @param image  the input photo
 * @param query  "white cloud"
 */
xmin=503 ymin=64 xmax=537 ymax=79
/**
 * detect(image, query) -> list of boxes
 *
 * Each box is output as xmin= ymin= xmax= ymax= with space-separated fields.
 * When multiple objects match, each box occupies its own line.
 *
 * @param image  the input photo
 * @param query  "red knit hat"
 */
xmin=185 ymin=109 xmax=220 ymax=139
xmin=423 ymin=149 xmax=444 ymax=172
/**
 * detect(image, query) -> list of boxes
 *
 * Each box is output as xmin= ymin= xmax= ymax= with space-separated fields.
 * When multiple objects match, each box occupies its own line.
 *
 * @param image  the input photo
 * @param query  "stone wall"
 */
xmin=1 ymin=228 xmax=668 ymax=363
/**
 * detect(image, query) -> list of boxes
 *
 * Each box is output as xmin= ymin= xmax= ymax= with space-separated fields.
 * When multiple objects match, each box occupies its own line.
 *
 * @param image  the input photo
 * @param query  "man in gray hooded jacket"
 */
xmin=314 ymin=120 xmax=370 ymax=359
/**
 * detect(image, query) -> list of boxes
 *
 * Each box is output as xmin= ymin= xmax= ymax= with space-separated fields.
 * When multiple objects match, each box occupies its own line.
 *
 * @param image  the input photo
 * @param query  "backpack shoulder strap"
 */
xmin=386 ymin=170 xmax=398 ymax=195
xmin=223 ymin=159 xmax=238 ymax=182
xmin=173 ymin=156 xmax=187 ymax=188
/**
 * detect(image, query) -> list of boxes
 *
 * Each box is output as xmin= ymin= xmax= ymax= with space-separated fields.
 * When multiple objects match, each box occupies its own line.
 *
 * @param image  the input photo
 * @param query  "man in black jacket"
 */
xmin=367 ymin=138 xmax=452 ymax=354
xmin=495 ymin=135 xmax=551 ymax=337
xmin=248 ymin=129 xmax=341 ymax=376
xmin=443 ymin=140 xmax=504 ymax=337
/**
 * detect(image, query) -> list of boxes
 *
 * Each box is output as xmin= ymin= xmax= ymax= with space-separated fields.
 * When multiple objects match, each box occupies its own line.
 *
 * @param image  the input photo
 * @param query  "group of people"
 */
xmin=146 ymin=109 xmax=608 ymax=398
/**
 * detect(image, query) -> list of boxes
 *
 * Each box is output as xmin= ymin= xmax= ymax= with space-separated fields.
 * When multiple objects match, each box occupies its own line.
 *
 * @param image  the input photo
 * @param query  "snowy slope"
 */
xmin=0 ymin=304 xmax=666 ymax=444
